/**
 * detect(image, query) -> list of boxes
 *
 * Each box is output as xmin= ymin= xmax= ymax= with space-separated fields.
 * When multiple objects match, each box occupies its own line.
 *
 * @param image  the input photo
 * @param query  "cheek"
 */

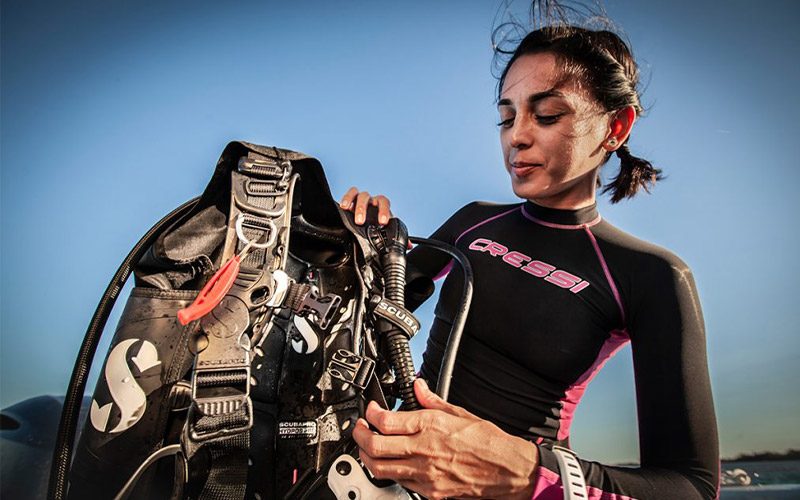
xmin=543 ymin=135 xmax=577 ymax=169
xmin=500 ymin=131 xmax=512 ymax=164
xmin=499 ymin=129 xmax=509 ymax=151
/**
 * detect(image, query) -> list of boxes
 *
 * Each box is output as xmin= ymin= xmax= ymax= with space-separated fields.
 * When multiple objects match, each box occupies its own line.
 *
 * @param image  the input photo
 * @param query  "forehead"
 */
xmin=499 ymin=52 xmax=585 ymax=104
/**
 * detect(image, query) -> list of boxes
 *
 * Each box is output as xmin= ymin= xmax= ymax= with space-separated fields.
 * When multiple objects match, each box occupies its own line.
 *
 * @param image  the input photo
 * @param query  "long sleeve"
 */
xmin=532 ymin=250 xmax=719 ymax=499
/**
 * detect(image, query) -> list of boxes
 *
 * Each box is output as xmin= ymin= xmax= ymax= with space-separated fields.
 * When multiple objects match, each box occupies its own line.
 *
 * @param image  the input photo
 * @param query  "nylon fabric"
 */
xmin=196 ymin=433 xmax=249 ymax=500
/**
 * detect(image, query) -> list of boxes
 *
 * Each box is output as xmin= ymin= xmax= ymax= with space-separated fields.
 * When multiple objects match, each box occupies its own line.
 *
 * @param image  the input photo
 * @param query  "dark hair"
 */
xmin=496 ymin=25 xmax=662 ymax=203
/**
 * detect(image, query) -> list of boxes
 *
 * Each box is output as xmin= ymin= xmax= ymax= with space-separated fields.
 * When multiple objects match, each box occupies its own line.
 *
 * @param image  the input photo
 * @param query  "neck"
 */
xmin=528 ymin=196 xmax=597 ymax=210
xmin=521 ymin=199 xmax=601 ymax=227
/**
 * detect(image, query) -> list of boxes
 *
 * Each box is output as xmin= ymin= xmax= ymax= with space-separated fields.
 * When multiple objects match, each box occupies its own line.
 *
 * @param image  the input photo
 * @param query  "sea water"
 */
xmin=720 ymin=460 xmax=800 ymax=499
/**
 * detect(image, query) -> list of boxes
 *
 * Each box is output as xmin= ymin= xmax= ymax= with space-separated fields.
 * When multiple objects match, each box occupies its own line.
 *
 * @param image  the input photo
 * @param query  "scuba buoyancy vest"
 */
xmin=48 ymin=141 xmax=473 ymax=500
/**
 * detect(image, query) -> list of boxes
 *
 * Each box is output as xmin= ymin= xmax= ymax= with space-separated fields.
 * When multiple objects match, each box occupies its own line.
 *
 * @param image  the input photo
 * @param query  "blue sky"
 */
xmin=2 ymin=0 xmax=798 ymax=464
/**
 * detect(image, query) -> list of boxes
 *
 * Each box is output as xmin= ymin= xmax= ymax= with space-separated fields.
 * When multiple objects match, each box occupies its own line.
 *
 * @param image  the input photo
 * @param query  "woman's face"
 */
xmin=498 ymin=52 xmax=612 ymax=209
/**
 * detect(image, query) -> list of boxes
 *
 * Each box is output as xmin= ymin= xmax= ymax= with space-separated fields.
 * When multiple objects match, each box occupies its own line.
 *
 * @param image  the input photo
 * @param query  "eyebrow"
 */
xmin=498 ymin=88 xmax=565 ymax=107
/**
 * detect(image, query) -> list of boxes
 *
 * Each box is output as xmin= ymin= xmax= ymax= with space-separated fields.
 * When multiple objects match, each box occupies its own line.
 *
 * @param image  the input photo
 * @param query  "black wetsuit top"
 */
xmin=405 ymin=200 xmax=719 ymax=500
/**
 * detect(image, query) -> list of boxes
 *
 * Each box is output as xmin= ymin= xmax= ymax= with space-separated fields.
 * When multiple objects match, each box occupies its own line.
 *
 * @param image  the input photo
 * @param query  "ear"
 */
xmin=604 ymin=106 xmax=637 ymax=152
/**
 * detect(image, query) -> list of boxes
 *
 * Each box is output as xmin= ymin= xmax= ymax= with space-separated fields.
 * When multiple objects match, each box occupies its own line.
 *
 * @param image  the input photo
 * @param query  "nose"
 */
xmin=509 ymin=115 xmax=533 ymax=150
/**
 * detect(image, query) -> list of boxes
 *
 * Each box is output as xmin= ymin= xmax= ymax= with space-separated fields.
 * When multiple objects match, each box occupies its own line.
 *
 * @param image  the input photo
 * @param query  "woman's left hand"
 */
xmin=352 ymin=378 xmax=539 ymax=500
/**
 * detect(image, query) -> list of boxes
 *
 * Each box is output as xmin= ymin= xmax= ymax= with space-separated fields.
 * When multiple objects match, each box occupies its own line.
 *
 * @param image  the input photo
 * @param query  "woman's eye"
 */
xmin=496 ymin=117 xmax=514 ymax=128
xmin=535 ymin=113 xmax=563 ymax=125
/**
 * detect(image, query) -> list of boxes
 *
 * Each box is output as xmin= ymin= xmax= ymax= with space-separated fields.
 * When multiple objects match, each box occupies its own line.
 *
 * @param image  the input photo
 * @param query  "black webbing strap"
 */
xmin=195 ymin=434 xmax=249 ymax=500
xmin=184 ymin=149 xmax=296 ymax=500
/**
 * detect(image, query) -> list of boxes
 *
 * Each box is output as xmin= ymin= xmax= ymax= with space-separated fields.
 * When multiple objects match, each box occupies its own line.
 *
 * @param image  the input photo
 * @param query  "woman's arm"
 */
xmin=531 ymin=252 xmax=719 ymax=499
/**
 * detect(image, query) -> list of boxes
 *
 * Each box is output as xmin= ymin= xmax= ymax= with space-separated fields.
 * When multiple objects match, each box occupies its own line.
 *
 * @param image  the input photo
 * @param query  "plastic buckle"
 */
xmin=328 ymin=349 xmax=376 ymax=390
xmin=189 ymin=366 xmax=254 ymax=441
xmin=245 ymin=178 xmax=289 ymax=197
xmin=189 ymin=313 xmax=254 ymax=441
xmin=232 ymin=174 xmax=290 ymax=218
xmin=238 ymin=156 xmax=285 ymax=179
xmin=297 ymin=287 xmax=341 ymax=330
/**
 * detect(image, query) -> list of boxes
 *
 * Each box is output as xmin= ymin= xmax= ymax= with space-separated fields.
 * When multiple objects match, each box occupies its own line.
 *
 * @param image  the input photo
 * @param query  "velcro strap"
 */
xmin=372 ymin=298 xmax=420 ymax=338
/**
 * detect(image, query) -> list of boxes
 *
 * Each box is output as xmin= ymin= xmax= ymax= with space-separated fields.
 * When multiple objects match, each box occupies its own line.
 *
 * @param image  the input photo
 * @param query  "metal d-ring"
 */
xmin=235 ymin=213 xmax=278 ymax=249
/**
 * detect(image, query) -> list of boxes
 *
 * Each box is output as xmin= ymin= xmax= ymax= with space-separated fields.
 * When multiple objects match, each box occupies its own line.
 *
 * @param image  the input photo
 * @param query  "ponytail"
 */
xmin=602 ymin=143 xmax=662 ymax=204
xmin=496 ymin=25 xmax=665 ymax=204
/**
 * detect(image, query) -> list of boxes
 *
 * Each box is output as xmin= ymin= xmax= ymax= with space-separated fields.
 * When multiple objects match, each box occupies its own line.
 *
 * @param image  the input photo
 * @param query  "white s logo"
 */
xmin=291 ymin=316 xmax=320 ymax=354
xmin=90 ymin=339 xmax=161 ymax=433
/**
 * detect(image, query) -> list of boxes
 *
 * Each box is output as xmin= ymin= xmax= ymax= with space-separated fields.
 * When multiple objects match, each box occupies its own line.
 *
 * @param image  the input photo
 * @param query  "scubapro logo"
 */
xmin=90 ymin=339 xmax=161 ymax=434
xmin=377 ymin=301 xmax=419 ymax=334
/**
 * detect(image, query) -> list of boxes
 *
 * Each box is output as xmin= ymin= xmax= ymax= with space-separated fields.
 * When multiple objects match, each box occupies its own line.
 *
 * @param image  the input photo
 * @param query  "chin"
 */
xmin=510 ymin=177 xmax=549 ymax=200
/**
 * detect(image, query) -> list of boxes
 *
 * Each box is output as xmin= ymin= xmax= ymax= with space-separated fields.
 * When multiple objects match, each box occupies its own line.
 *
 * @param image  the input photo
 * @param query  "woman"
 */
xmin=341 ymin=24 xmax=719 ymax=500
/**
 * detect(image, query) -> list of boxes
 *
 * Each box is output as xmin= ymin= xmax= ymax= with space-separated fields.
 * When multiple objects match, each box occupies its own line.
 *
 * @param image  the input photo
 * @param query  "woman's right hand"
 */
xmin=340 ymin=187 xmax=393 ymax=226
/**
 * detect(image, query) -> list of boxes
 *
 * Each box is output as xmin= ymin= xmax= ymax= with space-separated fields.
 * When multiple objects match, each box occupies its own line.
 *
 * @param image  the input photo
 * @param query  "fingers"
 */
xmin=353 ymin=191 xmax=371 ymax=225
xmin=415 ymin=378 xmax=474 ymax=418
xmin=365 ymin=401 xmax=425 ymax=435
xmin=414 ymin=378 xmax=446 ymax=410
xmin=373 ymin=195 xmax=392 ymax=225
xmin=352 ymin=418 xmax=414 ymax=459
xmin=339 ymin=188 xmax=392 ymax=225
xmin=339 ymin=186 xmax=359 ymax=210
xmin=358 ymin=453 xmax=418 ymax=482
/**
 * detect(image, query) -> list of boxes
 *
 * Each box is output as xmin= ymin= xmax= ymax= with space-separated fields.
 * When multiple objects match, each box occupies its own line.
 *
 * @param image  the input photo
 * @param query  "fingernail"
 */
xmin=417 ymin=378 xmax=428 ymax=390
xmin=379 ymin=215 xmax=388 ymax=225
xmin=356 ymin=214 xmax=364 ymax=224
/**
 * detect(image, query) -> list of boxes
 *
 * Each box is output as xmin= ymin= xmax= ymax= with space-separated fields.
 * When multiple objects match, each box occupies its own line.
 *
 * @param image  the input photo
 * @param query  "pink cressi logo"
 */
xmin=468 ymin=237 xmax=590 ymax=294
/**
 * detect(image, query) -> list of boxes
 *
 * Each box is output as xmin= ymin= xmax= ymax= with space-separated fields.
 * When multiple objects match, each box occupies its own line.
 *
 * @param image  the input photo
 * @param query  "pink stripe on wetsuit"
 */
xmin=556 ymin=226 xmax=629 ymax=441
xmin=433 ymin=206 xmax=519 ymax=281
xmin=524 ymin=206 xmax=632 ymax=498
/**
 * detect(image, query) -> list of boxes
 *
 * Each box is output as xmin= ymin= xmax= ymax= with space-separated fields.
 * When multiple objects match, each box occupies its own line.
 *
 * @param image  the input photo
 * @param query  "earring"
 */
xmin=606 ymin=137 xmax=618 ymax=148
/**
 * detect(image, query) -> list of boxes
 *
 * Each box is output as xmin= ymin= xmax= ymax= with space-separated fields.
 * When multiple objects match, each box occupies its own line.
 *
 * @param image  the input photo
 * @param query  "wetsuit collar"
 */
xmin=521 ymin=200 xmax=601 ymax=228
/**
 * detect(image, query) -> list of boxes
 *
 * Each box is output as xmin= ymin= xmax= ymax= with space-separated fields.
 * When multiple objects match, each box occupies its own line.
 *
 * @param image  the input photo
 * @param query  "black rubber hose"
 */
xmin=383 ymin=242 xmax=419 ymax=409
xmin=48 ymin=198 xmax=200 ymax=500
xmin=369 ymin=219 xmax=420 ymax=410
xmin=407 ymin=237 xmax=473 ymax=403
xmin=385 ymin=331 xmax=418 ymax=409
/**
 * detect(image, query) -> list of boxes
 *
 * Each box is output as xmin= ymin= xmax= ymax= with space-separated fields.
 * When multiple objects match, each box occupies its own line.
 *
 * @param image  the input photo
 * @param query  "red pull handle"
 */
xmin=177 ymin=255 xmax=242 ymax=325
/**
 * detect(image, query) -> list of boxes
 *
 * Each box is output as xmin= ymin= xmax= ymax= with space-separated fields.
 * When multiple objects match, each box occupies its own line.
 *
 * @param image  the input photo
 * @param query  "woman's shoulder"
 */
xmin=430 ymin=200 xmax=522 ymax=243
xmin=593 ymin=218 xmax=692 ymax=276
xmin=448 ymin=200 xmax=522 ymax=222
xmin=593 ymin=220 xmax=702 ymax=331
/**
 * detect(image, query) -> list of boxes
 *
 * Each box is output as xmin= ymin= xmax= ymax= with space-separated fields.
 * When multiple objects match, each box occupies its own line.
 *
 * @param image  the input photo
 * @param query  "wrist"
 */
xmin=524 ymin=441 xmax=540 ymax=498
xmin=504 ymin=436 xmax=539 ymax=499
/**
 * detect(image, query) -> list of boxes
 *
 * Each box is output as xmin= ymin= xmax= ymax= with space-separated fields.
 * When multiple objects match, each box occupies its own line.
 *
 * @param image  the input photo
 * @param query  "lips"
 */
xmin=511 ymin=162 xmax=542 ymax=177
